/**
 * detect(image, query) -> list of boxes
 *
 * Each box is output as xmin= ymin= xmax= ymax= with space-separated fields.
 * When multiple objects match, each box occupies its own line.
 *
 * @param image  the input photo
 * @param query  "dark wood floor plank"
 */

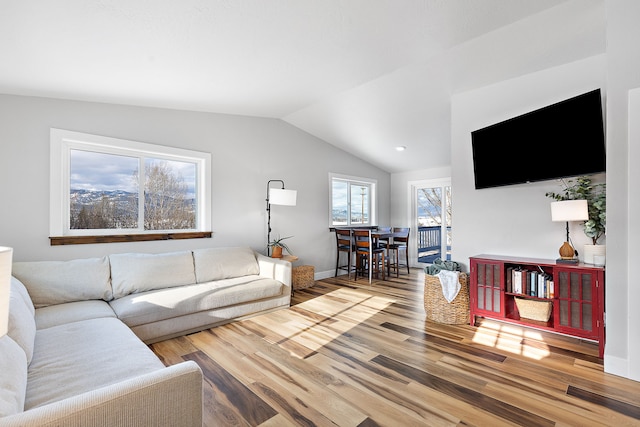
xmin=150 ymin=269 xmax=640 ymax=427
xmin=567 ymin=385 xmax=640 ymax=420
xmin=183 ymin=350 xmax=278 ymax=426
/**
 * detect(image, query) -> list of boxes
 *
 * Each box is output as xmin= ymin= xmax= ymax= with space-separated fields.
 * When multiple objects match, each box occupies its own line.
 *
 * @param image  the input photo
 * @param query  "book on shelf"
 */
xmin=538 ymin=274 xmax=546 ymax=298
xmin=512 ymin=268 xmax=522 ymax=294
xmin=529 ymin=271 xmax=537 ymax=297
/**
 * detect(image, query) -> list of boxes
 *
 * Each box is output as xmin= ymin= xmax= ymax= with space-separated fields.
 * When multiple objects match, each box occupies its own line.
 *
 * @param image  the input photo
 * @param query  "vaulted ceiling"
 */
xmin=0 ymin=0 xmax=605 ymax=173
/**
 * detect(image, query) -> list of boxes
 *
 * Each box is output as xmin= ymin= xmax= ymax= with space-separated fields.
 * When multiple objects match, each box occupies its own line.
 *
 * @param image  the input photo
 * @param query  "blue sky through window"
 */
xmin=70 ymin=150 xmax=197 ymax=198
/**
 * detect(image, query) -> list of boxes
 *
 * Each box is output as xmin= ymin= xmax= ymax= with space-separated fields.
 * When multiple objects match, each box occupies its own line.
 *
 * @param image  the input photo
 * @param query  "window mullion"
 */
xmin=138 ymin=156 xmax=145 ymax=231
xmin=346 ymin=182 xmax=352 ymax=226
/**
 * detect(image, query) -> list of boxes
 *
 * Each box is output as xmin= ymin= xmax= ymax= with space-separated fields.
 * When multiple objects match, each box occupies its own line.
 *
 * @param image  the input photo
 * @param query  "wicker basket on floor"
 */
xmin=424 ymin=273 xmax=469 ymax=324
xmin=292 ymin=265 xmax=315 ymax=290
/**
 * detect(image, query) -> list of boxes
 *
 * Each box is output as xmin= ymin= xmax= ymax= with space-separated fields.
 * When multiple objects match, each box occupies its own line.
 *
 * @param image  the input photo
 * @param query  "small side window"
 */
xmin=329 ymin=174 xmax=377 ymax=226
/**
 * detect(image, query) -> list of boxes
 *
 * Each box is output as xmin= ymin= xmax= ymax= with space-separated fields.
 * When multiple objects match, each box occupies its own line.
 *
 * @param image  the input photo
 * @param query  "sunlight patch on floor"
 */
xmin=472 ymin=321 xmax=551 ymax=360
xmin=289 ymin=288 xmax=395 ymax=352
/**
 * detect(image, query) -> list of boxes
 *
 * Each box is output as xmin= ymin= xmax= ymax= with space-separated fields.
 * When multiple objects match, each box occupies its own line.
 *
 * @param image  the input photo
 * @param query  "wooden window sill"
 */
xmin=50 ymin=231 xmax=212 ymax=246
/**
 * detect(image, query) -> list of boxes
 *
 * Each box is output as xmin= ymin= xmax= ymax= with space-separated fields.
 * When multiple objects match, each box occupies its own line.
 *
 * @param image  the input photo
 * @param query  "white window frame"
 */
xmin=329 ymin=173 xmax=377 ymax=226
xmin=50 ymin=128 xmax=211 ymax=237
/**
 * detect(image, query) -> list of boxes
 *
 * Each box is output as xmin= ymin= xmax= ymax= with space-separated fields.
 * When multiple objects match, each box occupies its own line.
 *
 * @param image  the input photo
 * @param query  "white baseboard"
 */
xmin=315 ymin=270 xmax=336 ymax=280
xmin=604 ymin=354 xmax=631 ymax=380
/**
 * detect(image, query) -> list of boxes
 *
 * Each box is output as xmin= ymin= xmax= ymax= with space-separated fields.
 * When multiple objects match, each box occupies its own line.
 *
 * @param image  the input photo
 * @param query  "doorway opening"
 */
xmin=410 ymin=179 xmax=451 ymax=267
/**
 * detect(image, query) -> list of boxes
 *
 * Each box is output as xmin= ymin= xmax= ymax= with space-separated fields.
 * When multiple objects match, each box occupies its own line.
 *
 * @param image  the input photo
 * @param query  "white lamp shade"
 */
xmin=551 ymin=200 xmax=589 ymax=222
xmin=269 ymin=188 xmax=297 ymax=206
xmin=0 ymin=247 xmax=13 ymax=337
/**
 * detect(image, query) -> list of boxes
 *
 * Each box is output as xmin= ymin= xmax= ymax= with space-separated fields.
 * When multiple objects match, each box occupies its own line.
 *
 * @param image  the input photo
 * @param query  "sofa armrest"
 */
xmin=0 ymin=361 xmax=203 ymax=427
xmin=256 ymin=252 xmax=292 ymax=289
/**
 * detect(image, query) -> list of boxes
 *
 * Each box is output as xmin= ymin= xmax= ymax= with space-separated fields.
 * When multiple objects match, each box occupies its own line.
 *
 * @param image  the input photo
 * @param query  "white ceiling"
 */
xmin=0 ymin=0 xmax=605 ymax=173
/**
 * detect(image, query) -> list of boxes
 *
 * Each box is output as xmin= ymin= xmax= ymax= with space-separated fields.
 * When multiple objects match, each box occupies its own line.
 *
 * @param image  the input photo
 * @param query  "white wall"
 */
xmin=390 ymin=167 xmax=451 ymax=228
xmin=451 ymin=55 xmax=606 ymax=270
xmin=0 ymin=94 xmax=390 ymax=277
xmin=603 ymin=0 xmax=640 ymax=381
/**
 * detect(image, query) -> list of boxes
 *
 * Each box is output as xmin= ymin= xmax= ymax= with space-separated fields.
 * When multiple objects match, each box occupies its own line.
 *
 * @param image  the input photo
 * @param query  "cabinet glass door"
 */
xmin=556 ymin=270 xmax=594 ymax=335
xmin=475 ymin=262 xmax=501 ymax=314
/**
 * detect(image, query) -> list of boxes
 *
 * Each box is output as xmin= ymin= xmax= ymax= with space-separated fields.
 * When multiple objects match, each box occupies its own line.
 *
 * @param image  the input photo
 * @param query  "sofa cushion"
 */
xmin=25 ymin=317 xmax=165 ymax=410
xmin=0 ymin=335 xmax=27 ymax=417
xmin=110 ymin=251 xmax=196 ymax=299
xmin=193 ymin=247 xmax=259 ymax=283
xmin=10 ymin=277 xmax=34 ymax=317
xmin=35 ymin=300 xmax=117 ymax=330
xmin=8 ymin=279 xmax=36 ymax=364
xmin=109 ymin=276 xmax=283 ymax=327
xmin=12 ymin=257 xmax=112 ymax=308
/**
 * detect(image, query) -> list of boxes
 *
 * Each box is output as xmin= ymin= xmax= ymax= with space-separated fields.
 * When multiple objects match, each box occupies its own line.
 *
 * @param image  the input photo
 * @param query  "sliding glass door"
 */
xmin=410 ymin=179 xmax=451 ymax=267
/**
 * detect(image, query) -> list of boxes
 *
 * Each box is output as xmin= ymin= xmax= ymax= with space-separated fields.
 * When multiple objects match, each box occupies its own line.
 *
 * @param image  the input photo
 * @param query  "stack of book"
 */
xmin=506 ymin=266 xmax=554 ymax=299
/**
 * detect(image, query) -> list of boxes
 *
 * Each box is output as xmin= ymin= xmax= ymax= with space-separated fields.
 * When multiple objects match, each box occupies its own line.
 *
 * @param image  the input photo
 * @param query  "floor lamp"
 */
xmin=0 ymin=246 xmax=13 ymax=337
xmin=551 ymin=200 xmax=588 ymax=264
xmin=266 ymin=180 xmax=297 ymax=256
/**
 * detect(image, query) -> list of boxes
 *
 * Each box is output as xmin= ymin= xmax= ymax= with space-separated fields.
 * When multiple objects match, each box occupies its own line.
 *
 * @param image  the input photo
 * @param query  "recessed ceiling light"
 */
xmin=395 ymin=146 xmax=407 ymax=152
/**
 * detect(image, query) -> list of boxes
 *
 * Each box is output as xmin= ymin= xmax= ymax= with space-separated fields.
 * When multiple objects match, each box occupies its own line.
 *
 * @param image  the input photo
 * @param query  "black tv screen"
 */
xmin=471 ymin=89 xmax=606 ymax=189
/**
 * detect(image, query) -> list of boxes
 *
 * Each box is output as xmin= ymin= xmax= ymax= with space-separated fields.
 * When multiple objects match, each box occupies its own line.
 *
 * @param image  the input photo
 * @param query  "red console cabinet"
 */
xmin=469 ymin=254 xmax=605 ymax=358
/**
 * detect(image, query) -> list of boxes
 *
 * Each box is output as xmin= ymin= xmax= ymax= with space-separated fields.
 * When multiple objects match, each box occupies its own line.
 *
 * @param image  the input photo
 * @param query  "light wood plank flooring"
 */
xmin=150 ymin=269 xmax=640 ymax=426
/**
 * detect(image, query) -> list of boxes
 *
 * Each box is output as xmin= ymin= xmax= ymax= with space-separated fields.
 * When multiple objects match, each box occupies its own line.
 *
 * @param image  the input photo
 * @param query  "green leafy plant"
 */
xmin=545 ymin=176 xmax=606 ymax=245
xmin=267 ymin=235 xmax=293 ymax=254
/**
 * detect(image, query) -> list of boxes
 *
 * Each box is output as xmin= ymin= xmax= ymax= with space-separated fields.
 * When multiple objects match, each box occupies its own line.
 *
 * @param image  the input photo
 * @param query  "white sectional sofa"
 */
xmin=0 ymin=247 xmax=292 ymax=426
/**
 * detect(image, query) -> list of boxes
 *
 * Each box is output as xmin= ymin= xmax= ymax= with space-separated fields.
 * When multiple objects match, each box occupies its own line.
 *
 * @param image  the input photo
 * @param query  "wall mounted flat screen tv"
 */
xmin=471 ymin=89 xmax=606 ymax=189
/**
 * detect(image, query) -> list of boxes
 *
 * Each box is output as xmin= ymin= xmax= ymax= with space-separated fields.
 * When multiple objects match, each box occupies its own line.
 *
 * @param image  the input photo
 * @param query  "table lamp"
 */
xmin=550 ymin=200 xmax=588 ymax=264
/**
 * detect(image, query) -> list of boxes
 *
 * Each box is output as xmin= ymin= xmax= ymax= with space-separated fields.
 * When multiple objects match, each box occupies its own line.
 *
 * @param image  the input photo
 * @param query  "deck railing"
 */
xmin=417 ymin=225 xmax=451 ymax=263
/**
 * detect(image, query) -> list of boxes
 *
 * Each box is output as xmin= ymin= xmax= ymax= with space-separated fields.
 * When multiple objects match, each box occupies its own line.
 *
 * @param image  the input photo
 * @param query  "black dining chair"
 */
xmin=374 ymin=226 xmax=392 ymax=251
xmin=334 ymin=228 xmax=355 ymax=279
xmin=353 ymin=229 xmax=385 ymax=283
xmin=388 ymin=227 xmax=410 ymax=277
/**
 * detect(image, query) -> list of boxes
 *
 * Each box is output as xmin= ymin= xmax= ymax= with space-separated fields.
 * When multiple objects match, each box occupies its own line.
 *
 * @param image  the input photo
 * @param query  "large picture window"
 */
xmin=330 ymin=174 xmax=377 ymax=226
xmin=50 ymin=129 xmax=211 ymax=244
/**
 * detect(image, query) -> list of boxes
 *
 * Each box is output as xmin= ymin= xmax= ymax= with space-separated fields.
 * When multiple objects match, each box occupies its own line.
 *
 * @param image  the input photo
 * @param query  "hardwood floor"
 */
xmin=150 ymin=269 xmax=640 ymax=426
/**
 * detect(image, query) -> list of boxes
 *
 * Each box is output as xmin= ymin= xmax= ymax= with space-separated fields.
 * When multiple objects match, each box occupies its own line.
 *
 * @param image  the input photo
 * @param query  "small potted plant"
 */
xmin=546 ymin=176 xmax=606 ymax=263
xmin=267 ymin=235 xmax=293 ymax=258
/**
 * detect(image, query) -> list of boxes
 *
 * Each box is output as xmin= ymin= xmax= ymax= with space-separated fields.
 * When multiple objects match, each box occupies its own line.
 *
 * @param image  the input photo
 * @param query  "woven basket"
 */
xmin=424 ymin=273 xmax=469 ymax=324
xmin=514 ymin=297 xmax=552 ymax=322
xmin=292 ymin=265 xmax=315 ymax=290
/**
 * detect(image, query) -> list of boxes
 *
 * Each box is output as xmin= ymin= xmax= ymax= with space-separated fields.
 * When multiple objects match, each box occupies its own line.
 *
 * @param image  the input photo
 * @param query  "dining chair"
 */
xmin=388 ymin=227 xmax=410 ymax=277
xmin=353 ymin=229 xmax=385 ymax=284
xmin=334 ymin=228 xmax=355 ymax=279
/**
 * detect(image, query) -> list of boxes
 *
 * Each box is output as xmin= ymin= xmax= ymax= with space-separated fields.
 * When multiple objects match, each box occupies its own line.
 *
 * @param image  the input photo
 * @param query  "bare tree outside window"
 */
xmin=417 ymin=187 xmax=452 ymax=226
xmin=144 ymin=160 xmax=195 ymax=230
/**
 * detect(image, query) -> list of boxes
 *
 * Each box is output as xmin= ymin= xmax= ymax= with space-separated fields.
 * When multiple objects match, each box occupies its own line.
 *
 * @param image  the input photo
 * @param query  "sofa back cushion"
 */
xmin=0 ymin=335 xmax=27 ymax=417
xmin=11 ymin=257 xmax=112 ymax=308
xmin=8 ymin=278 xmax=36 ymax=364
xmin=110 ymin=251 xmax=196 ymax=299
xmin=193 ymin=247 xmax=259 ymax=283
